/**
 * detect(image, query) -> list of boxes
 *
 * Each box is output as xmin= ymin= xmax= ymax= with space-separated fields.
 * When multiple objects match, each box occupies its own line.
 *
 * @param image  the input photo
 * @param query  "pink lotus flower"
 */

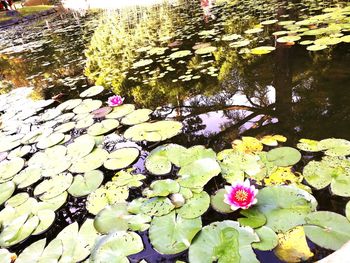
xmin=224 ymin=179 xmax=258 ymax=211
xmin=107 ymin=95 xmax=124 ymax=107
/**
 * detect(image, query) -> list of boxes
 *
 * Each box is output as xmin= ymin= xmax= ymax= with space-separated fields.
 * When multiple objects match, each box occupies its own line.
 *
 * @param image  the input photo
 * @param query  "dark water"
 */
xmin=0 ymin=0 xmax=350 ymax=262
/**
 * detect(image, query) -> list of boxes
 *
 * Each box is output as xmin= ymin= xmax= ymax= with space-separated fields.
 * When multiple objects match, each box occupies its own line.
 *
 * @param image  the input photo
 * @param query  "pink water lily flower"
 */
xmin=107 ymin=95 xmax=124 ymax=107
xmin=224 ymin=179 xmax=258 ymax=211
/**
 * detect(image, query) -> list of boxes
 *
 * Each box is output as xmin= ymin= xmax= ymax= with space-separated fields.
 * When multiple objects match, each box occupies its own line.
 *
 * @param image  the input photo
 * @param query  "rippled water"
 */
xmin=1 ymin=0 xmax=350 ymax=261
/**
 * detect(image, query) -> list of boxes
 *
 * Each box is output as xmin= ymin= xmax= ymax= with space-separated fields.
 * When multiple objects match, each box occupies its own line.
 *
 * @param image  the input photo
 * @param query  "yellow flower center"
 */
xmin=235 ymin=190 xmax=248 ymax=201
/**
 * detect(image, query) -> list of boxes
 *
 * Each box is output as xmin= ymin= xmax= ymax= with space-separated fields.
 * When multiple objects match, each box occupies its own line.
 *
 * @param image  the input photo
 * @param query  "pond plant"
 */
xmin=0 ymin=85 xmax=349 ymax=262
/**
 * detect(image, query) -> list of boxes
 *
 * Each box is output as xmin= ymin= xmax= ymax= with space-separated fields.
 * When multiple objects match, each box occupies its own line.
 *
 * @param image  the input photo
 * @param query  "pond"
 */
xmin=0 ymin=0 xmax=350 ymax=262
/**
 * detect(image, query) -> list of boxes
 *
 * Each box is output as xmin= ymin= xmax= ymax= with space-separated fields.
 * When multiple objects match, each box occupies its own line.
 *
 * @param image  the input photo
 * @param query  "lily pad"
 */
xmin=124 ymin=121 xmax=183 ymax=142
xmin=73 ymin=99 xmax=103 ymax=114
xmin=121 ymin=109 xmax=153 ymax=125
xmin=34 ymin=173 xmax=73 ymax=200
xmin=144 ymin=179 xmax=180 ymax=198
xmin=319 ymin=138 xmax=350 ymax=156
xmin=67 ymin=134 xmax=95 ymax=160
xmin=104 ymin=147 xmax=140 ymax=170
xmin=178 ymin=158 xmax=221 ymax=191
xmin=106 ymin=104 xmax=135 ymax=119
xmin=303 ymin=156 xmax=350 ymax=196
xmin=169 ymin=50 xmax=192 ymax=59
xmin=68 ymin=170 xmax=104 ymax=197
xmin=94 ymin=204 xmax=129 ymax=234
xmin=87 ymin=119 xmax=119 ymax=136
xmin=195 ymin=46 xmax=217 ymax=55
xmin=141 ymin=197 xmax=175 ymax=217
xmin=0 ymin=182 xmax=15 ymax=206
xmin=90 ymin=231 xmax=144 ymax=262
xmin=32 ymin=209 xmax=55 ymax=235
xmin=36 ymin=133 xmax=65 ymax=149
xmin=177 ymin=191 xmax=210 ymax=219
xmin=86 ymin=183 xmax=129 ymax=215
xmin=80 ymin=86 xmax=104 ymax=98
xmin=189 ymin=220 xmax=259 ymax=263
xmin=252 ymin=226 xmax=278 ymax=251
xmin=69 ymin=148 xmax=109 ymax=173
xmin=56 ymin=99 xmax=82 ymax=112
xmin=210 ymin=189 xmax=234 ymax=214
xmin=254 ymin=185 xmax=317 ymax=232
xmin=304 ymin=211 xmax=350 ymax=250
xmin=0 ymin=157 xmax=25 ymax=182
xmin=266 ymin=147 xmax=301 ymax=167
xmin=149 ymin=211 xmax=202 ymax=254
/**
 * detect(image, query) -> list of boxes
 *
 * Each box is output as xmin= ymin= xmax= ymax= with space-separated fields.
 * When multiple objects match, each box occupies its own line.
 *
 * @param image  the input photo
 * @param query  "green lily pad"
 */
xmin=80 ymin=86 xmax=104 ymax=98
xmin=244 ymin=28 xmax=263 ymax=34
xmin=111 ymin=169 xmax=145 ymax=188
xmin=149 ymin=210 xmax=202 ymax=254
xmin=303 ymin=156 xmax=350 ymax=196
xmin=87 ymin=119 xmax=119 ymax=136
xmin=189 ymin=220 xmax=259 ymax=263
xmin=104 ymin=148 xmax=140 ymax=170
xmin=195 ymin=46 xmax=217 ymax=55
xmin=0 ymin=138 xmax=21 ymax=152
xmin=210 ymin=189 xmax=233 ymax=214
xmin=12 ymin=166 xmax=42 ymax=189
xmin=252 ymin=226 xmax=278 ymax=251
xmin=304 ymin=211 xmax=350 ymax=250
xmin=178 ymin=158 xmax=221 ymax=190
xmin=8 ymin=145 xmax=31 ymax=159
xmin=90 ymin=231 xmax=143 ymax=262
xmin=54 ymin=122 xmax=75 ymax=133
xmin=124 ymin=121 xmax=183 ymax=142
xmin=277 ymin=35 xmax=301 ymax=43
xmin=254 ymin=185 xmax=317 ymax=232
xmin=144 ymin=179 xmax=180 ymax=198
xmin=141 ymin=197 xmax=175 ymax=217
xmin=56 ymin=99 xmax=82 ymax=111
xmin=34 ymin=173 xmax=73 ymax=200
xmin=67 ymin=134 xmax=96 ymax=161
xmin=106 ymin=104 xmax=135 ymax=119
xmin=238 ymin=207 xmax=267 ymax=229
xmin=346 ymin=201 xmax=350 ymax=221
xmin=5 ymin=192 xmax=29 ymax=207
xmin=266 ymin=147 xmax=301 ymax=167
xmin=76 ymin=115 xmax=95 ymax=129
xmin=145 ymin=145 xmax=173 ymax=175
xmin=94 ymin=204 xmax=129 ymax=234
xmin=297 ymin=139 xmax=322 ymax=152
xmin=177 ymin=191 xmax=210 ymax=219
xmin=251 ymin=46 xmax=275 ymax=55
xmin=73 ymin=99 xmax=103 ymax=114
xmin=32 ymin=209 xmax=55 ymax=235
xmin=36 ymin=192 xmax=68 ymax=212
xmin=69 ymin=148 xmax=109 ymax=173
xmin=0 ymin=182 xmax=15 ymax=206
xmin=0 ymin=157 xmax=25 ymax=182
xmin=121 ymin=109 xmax=153 ymax=125
xmin=132 ymin=59 xmax=153 ymax=68
xmin=41 ymin=109 xmax=62 ymax=122
xmin=86 ymin=183 xmax=129 ymax=215
xmin=36 ymin=133 xmax=65 ymax=149
xmin=169 ymin=50 xmax=192 ymax=59
xmin=319 ymin=138 xmax=350 ymax=156
xmin=68 ymin=170 xmax=104 ymax=197
xmin=0 ymin=214 xmax=39 ymax=248
xmin=39 ymin=239 xmax=63 ymax=262
xmin=217 ymin=149 xmax=261 ymax=183
xmin=306 ymin=44 xmax=328 ymax=51
xmin=15 ymin=238 xmax=46 ymax=263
